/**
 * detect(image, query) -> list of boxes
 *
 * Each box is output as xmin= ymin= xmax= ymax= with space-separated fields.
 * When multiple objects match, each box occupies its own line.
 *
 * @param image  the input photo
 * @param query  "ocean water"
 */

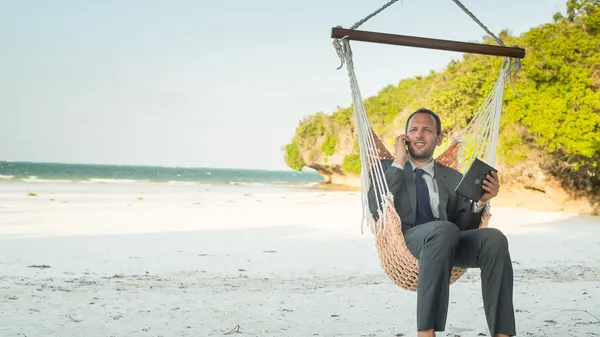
xmin=0 ymin=161 xmax=323 ymax=188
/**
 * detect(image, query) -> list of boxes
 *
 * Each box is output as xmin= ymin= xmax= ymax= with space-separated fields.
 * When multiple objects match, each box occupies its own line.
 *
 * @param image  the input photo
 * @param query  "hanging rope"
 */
xmin=333 ymin=0 xmax=400 ymax=70
xmin=350 ymin=0 xmax=400 ymax=30
xmin=450 ymin=0 xmax=522 ymax=96
xmin=450 ymin=0 xmax=505 ymax=46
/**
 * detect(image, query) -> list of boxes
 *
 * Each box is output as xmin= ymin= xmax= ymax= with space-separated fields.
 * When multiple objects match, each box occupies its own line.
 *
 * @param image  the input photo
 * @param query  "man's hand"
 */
xmin=477 ymin=171 xmax=500 ymax=208
xmin=393 ymin=134 xmax=409 ymax=167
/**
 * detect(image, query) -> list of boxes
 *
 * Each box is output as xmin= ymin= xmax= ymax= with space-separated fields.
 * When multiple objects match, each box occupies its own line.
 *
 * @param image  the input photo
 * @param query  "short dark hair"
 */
xmin=405 ymin=108 xmax=442 ymax=135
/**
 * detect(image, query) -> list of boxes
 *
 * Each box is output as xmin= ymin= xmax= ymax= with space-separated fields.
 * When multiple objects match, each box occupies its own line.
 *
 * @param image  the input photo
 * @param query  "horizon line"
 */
xmin=0 ymin=159 xmax=317 ymax=173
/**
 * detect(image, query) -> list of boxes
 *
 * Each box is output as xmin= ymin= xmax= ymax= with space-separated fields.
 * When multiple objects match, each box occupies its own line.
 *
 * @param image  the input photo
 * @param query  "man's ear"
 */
xmin=436 ymin=133 xmax=444 ymax=146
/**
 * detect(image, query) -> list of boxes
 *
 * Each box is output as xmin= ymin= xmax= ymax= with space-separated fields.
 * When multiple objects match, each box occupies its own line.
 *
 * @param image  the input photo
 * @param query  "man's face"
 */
xmin=406 ymin=113 xmax=443 ymax=160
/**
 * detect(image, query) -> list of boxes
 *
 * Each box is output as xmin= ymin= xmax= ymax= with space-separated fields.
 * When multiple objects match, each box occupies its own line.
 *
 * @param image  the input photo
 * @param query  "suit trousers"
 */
xmin=404 ymin=221 xmax=516 ymax=336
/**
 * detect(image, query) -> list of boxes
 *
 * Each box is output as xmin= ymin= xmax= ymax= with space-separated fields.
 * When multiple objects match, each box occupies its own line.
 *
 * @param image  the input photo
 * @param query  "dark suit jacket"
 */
xmin=367 ymin=159 xmax=483 ymax=233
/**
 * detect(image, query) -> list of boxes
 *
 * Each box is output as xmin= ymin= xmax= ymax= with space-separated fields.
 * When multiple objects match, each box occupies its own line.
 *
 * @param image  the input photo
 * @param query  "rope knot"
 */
xmin=332 ymin=26 xmax=352 ymax=70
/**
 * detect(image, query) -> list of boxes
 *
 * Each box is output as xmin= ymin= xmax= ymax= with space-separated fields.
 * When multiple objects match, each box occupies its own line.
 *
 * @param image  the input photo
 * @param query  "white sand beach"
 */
xmin=1 ymin=182 xmax=599 ymax=336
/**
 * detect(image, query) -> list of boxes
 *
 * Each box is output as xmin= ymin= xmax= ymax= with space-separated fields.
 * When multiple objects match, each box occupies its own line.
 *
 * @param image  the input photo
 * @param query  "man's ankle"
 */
xmin=417 ymin=329 xmax=435 ymax=337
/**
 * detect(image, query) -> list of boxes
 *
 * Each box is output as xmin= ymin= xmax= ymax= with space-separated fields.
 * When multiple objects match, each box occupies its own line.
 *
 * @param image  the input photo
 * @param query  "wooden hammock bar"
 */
xmin=331 ymin=27 xmax=526 ymax=59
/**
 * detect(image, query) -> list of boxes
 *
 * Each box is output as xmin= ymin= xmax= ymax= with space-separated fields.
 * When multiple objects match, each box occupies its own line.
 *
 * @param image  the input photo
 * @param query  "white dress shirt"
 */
xmin=392 ymin=159 xmax=484 ymax=216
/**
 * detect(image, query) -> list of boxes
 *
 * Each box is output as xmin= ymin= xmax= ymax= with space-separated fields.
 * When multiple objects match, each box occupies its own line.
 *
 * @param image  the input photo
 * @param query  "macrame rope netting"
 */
xmin=455 ymin=57 xmax=512 ymax=177
xmin=334 ymin=37 xmax=394 ymax=235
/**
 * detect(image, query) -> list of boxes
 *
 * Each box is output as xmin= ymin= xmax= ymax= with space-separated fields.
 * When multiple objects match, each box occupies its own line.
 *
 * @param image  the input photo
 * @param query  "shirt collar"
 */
xmin=408 ymin=158 xmax=435 ymax=178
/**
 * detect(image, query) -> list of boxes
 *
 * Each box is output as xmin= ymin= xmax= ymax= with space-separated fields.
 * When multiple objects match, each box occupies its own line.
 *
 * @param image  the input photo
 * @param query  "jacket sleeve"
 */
xmin=367 ymin=159 xmax=405 ymax=217
xmin=451 ymin=192 xmax=484 ymax=231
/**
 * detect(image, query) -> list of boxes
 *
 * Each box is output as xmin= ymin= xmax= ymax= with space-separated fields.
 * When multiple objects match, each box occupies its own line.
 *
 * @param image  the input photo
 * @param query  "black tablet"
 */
xmin=454 ymin=158 xmax=498 ymax=202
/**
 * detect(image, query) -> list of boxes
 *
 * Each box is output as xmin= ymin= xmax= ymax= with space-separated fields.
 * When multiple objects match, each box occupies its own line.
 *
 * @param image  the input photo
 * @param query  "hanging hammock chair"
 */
xmin=331 ymin=0 xmax=525 ymax=291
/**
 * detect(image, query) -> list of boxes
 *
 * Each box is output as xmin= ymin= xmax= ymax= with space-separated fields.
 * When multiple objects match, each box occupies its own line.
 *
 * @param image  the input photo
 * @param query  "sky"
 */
xmin=0 ymin=0 xmax=567 ymax=170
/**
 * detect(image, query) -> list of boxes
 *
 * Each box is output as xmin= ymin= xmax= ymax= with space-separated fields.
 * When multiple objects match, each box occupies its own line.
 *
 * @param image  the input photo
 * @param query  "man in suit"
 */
xmin=368 ymin=108 xmax=515 ymax=337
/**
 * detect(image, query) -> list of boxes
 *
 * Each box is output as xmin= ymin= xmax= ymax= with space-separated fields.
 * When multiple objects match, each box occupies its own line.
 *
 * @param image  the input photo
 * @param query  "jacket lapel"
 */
xmin=434 ymin=162 xmax=449 ymax=221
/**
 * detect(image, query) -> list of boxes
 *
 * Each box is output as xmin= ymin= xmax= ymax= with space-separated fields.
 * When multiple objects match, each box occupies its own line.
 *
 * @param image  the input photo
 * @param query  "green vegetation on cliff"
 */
xmin=284 ymin=0 xmax=600 ymax=193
